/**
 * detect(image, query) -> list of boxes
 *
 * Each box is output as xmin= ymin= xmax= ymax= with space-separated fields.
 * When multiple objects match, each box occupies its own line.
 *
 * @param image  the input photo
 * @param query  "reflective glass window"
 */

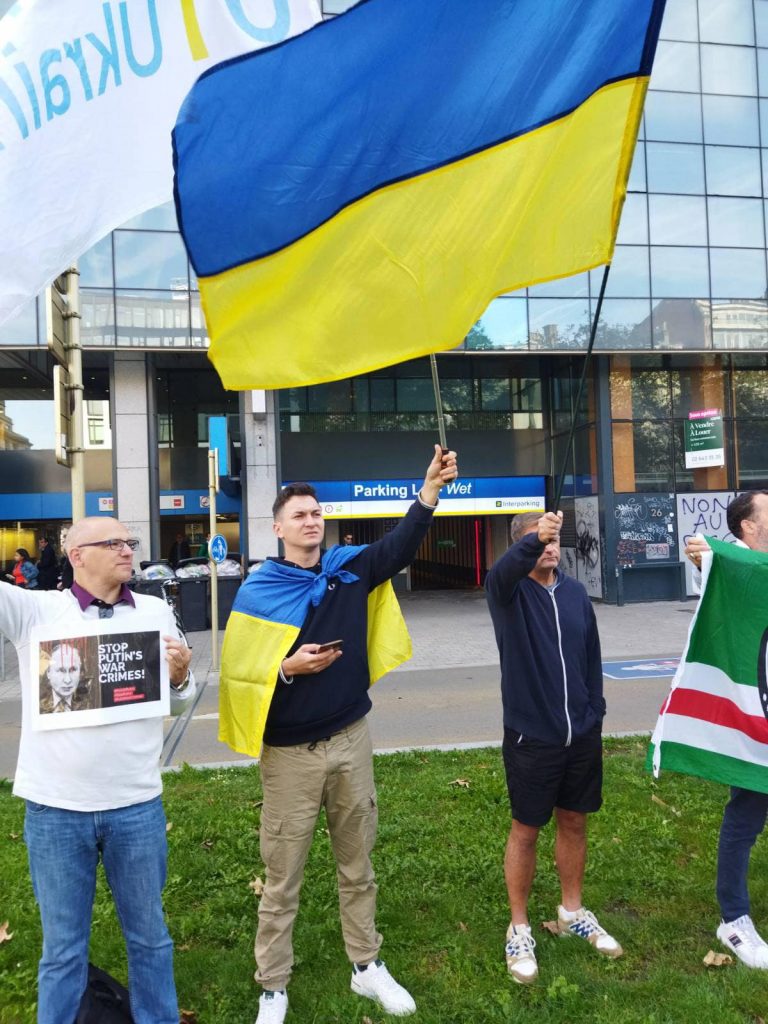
xmin=468 ymin=298 xmax=528 ymax=350
xmin=650 ymin=41 xmax=701 ymax=91
xmin=712 ymin=298 xmax=768 ymax=348
xmin=307 ymin=381 xmax=352 ymax=413
xmin=114 ymin=231 xmax=189 ymax=290
xmin=0 ymin=299 xmax=38 ymax=346
xmin=671 ymin=358 xmax=726 ymax=417
xmin=370 ymin=378 xmax=394 ymax=411
xmin=646 ymin=141 xmax=705 ymax=194
xmin=706 ymin=146 xmax=761 ymax=196
xmin=81 ymin=290 xmax=116 ymax=347
xmin=757 ymin=1 xmax=768 ymax=47
xmin=735 ymin=419 xmax=768 ymax=487
xmin=79 ymin=235 xmax=113 ymax=288
xmin=528 ymin=298 xmax=589 ymax=349
xmin=710 ymin=248 xmax=767 ymax=297
xmin=118 ymin=202 xmax=178 ymax=231
xmin=645 ymin=92 xmax=703 ymax=142
xmin=649 ymin=195 xmax=707 ymax=245
xmin=700 ymin=44 xmax=757 ymax=96
xmin=651 ymin=247 xmax=710 ymax=296
xmin=660 ymin=0 xmax=698 ymax=40
xmin=760 ymin=99 xmax=768 ymax=142
xmin=595 ymin=299 xmax=652 ymax=349
xmin=1 ymin=400 xmax=55 ymax=449
xmin=732 ymin=365 xmax=768 ymax=415
xmin=396 ymin=379 xmax=434 ymax=411
xmin=703 ymin=95 xmax=760 ymax=145
xmin=528 ymin=273 xmax=589 ymax=299
xmin=322 ymin=0 xmax=356 ymax=11
xmin=189 ymin=294 xmax=209 ymax=348
xmin=758 ymin=49 xmax=768 ymax=96
xmin=708 ymin=197 xmax=765 ymax=246
xmin=628 ymin=142 xmax=647 ymax=191
xmin=652 ymin=299 xmax=712 ymax=348
xmin=116 ymin=291 xmax=190 ymax=347
xmin=622 ymin=420 xmax=674 ymax=491
xmin=480 ymin=379 xmax=511 ymax=411
xmin=699 ymin=0 xmax=755 ymax=45
xmin=616 ymin=194 xmax=648 ymax=244
xmin=598 ymin=246 xmax=650 ymax=297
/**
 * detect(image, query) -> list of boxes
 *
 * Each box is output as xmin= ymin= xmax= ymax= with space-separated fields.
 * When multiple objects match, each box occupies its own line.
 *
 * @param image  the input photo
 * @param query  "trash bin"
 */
xmin=177 ymin=578 xmax=209 ymax=632
xmin=215 ymin=575 xmax=242 ymax=629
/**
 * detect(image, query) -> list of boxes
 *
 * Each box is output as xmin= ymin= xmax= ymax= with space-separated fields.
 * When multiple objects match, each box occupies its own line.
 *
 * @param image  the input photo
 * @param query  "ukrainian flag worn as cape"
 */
xmin=219 ymin=544 xmax=411 ymax=756
xmin=173 ymin=0 xmax=666 ymax=390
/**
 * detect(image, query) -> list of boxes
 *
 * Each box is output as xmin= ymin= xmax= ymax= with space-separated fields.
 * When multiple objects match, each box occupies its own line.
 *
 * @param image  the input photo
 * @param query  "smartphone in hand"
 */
xmin=316 ymin=639 xmax=344 ymax=653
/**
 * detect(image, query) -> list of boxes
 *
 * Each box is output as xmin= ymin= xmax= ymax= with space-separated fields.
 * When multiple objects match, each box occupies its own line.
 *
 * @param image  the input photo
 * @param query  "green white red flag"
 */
xmin=649 ymin=538 xmax=768 ymax=794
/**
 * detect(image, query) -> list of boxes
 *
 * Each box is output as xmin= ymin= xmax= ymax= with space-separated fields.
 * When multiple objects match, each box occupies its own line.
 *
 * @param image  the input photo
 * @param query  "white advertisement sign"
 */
xmin=676 ymin=491 xmax=737 ymax=596
xmin=0 ymin=0 xmax=321 ymax=326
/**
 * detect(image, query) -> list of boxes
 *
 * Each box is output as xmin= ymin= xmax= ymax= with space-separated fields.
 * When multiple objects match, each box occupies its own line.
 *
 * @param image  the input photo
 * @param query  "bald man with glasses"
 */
xmin=0 ymin=516 xmax=195 ymax=1024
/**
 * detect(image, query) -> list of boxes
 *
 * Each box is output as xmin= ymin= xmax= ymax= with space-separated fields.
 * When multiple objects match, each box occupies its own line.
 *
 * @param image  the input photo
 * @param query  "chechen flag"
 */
xmin=649 ymin=538 xmax=768 ymax=794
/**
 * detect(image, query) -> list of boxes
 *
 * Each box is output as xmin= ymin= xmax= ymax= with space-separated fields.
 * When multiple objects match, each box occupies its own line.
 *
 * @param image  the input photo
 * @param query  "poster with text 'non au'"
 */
xmin=30 ymin=615 xmax=169 ymax=731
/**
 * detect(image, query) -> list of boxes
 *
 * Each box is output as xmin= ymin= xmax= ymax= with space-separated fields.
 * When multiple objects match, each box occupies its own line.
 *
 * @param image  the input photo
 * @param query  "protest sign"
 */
xmin=30 ymin=615 xmax=168 ymax=731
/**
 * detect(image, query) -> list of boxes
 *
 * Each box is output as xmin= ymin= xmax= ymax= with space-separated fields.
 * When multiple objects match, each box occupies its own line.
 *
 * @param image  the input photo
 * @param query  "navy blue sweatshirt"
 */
xmin=485 ymin=531 xmax=604 ymax=746
xmin=263 ymin=500 xmax=434 ymax=746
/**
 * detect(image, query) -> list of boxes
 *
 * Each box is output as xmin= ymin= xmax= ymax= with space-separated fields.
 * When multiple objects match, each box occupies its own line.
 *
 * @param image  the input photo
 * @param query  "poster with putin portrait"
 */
xmin=30 ymin=615 xmax=169 ymax=730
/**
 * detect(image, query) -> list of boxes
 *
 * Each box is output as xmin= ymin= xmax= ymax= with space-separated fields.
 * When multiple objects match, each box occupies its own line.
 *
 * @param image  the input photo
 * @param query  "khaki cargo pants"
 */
xmin=254 ymin=716 xmax=382 ymax=991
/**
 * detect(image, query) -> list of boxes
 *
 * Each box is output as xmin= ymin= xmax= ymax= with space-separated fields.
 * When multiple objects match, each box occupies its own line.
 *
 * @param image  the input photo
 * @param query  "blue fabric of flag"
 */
xmin=174 ymin=0 xmax=665 ymax=277
xmin=233 ymin=544 xmax=367 ymax=627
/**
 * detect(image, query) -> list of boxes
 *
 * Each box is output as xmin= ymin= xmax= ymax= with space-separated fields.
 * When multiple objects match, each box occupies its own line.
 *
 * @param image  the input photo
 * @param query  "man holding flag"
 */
xmin=219 ymin=445 xmax=457 ymax=1024
xmin=680 ymin=491 xmax=768 ymax=969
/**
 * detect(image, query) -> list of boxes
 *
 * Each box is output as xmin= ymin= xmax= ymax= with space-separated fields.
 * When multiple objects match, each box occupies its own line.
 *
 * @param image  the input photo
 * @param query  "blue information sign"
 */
xmin=208 ymin=533 xmax=228 ymax=564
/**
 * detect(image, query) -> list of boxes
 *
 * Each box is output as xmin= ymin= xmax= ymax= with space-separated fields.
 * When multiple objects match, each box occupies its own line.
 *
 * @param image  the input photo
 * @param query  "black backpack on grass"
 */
xmin=76 ymin=964 xmax=133 ymax=1024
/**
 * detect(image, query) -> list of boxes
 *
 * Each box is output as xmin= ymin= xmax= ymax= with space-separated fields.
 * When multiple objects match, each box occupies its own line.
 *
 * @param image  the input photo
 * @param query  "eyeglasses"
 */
xmin=74 ymin=538 xmax=140 ymax=552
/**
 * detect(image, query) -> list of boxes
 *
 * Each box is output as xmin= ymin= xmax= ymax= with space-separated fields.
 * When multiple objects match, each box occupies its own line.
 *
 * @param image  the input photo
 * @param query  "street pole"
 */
xmin=65 ymin=266 xmax=85 ymax=521
xmin=208 ymin=448 xmax=219 ymax=671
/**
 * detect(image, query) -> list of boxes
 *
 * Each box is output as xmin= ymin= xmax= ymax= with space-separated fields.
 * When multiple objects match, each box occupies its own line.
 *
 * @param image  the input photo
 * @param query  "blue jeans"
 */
xmin=716 ymin=787 xmax=768 ymax=922
xmin=24 ymin=795 xmax=178 ymax=1024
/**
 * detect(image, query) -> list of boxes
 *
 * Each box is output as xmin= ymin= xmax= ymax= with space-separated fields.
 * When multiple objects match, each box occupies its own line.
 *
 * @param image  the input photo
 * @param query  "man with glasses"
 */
xmin=0 ymin=516 xmax=195 ymax=1024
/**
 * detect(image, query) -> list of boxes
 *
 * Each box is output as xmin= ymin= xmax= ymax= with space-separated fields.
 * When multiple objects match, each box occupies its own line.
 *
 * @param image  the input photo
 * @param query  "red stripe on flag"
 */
xmin=667 ymin=687 xmax=768 ymax=744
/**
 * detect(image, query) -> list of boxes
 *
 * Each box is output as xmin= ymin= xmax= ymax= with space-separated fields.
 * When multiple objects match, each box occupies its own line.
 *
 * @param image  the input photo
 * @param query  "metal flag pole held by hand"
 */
xmin=429 ymin=352 xmax=449 ymax=456
xmin=552 ymin=263 xmax=612 ymax=511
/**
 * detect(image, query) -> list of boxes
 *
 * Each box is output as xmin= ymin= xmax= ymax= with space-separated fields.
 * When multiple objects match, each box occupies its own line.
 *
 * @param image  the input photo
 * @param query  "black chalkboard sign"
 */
xmin=613 ymin=493 xmax=678 ymax=565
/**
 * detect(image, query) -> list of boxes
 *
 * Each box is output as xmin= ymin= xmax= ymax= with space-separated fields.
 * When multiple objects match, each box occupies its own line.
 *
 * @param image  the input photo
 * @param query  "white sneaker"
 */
xmin=717 ymin=915 xmax=768 ymax=969
xmin=255 ymin=989 xmax=288 ymax=1024
xmin=556 ymin=906 xmax=623 ymax=958
xmin=351 ymin=959 xmax=416 ymax=1016
xmin=505 ymin=923 xmax=538 ymax=984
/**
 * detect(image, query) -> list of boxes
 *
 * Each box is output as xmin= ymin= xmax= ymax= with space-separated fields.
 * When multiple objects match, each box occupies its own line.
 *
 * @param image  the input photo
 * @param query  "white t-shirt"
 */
xmin=1 ymin=586 xmax=195 ymax=811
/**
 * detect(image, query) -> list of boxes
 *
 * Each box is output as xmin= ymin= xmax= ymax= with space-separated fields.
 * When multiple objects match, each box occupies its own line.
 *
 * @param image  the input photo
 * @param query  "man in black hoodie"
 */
xmin=485 ymin=509 xmax=620 ymax=985
xmin=252 ymin=445 xmax=458 ymax=1024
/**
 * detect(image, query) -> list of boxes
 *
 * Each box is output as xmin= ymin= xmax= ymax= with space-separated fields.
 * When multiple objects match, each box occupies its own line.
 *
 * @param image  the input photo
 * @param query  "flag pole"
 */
xmin=552 ymin=263 xmax=611 ymax=511
xmin=429 ymin=352 xmax=448 ymax=451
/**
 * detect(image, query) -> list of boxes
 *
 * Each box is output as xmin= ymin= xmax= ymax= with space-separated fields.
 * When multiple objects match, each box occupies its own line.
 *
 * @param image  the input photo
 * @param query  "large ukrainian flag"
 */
xmin=173 ymin=0 xmax=666 ymax=390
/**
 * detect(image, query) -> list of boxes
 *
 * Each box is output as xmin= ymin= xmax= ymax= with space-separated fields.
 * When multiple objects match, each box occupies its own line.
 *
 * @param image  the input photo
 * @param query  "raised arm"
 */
xmin=363 ymin=445 xmax=458 ymax=588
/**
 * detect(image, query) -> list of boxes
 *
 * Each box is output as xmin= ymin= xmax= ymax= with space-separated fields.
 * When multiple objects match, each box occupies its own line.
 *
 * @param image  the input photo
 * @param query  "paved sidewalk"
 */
xmin=0 ymin=592 xmax=694 ymax=778
xmin=0 ymin=590 xmax=693 ymax=698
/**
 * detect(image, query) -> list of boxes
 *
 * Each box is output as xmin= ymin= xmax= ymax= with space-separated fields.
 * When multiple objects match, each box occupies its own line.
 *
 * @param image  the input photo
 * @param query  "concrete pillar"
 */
xmin=111 ymin=352 xmax=155 ymax=563
xmin=241 ymin=389 xmax=280 ymax=559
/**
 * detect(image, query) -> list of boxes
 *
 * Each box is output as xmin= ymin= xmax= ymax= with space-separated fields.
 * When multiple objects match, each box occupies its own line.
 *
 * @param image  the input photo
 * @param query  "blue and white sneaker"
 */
xmin=717 ymin=915 xmax=768 ymax=969
xmin=556 ymin=906 xmax=623 ymax=958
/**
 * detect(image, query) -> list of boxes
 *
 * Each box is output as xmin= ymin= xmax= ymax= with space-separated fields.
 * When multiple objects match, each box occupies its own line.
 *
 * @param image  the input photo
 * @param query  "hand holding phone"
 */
xmin=315 ymin=639 xmax=344 ymax=653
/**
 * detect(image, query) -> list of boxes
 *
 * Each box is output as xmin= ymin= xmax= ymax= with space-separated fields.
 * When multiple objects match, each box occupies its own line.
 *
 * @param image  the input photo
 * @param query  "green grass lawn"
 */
xmin=1 ymin=739 xmax=767 ymax=1023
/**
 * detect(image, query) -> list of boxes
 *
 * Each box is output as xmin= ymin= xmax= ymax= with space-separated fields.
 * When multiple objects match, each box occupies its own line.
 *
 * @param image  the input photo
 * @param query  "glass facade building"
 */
xmin=2 ymin=0 xmax=768 ymax=600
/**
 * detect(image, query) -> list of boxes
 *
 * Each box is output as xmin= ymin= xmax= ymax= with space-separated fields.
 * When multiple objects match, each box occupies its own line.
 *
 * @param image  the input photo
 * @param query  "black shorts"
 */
xmin=502 ymin=725 xmax=603 ymax=827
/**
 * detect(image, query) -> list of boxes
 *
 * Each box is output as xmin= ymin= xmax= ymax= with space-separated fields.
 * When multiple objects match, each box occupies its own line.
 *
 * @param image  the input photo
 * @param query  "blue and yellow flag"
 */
xmin=219 ymin=545 xmax=411 ymax=756
xmin=173 ymin=0 xmax=665 ymax=390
